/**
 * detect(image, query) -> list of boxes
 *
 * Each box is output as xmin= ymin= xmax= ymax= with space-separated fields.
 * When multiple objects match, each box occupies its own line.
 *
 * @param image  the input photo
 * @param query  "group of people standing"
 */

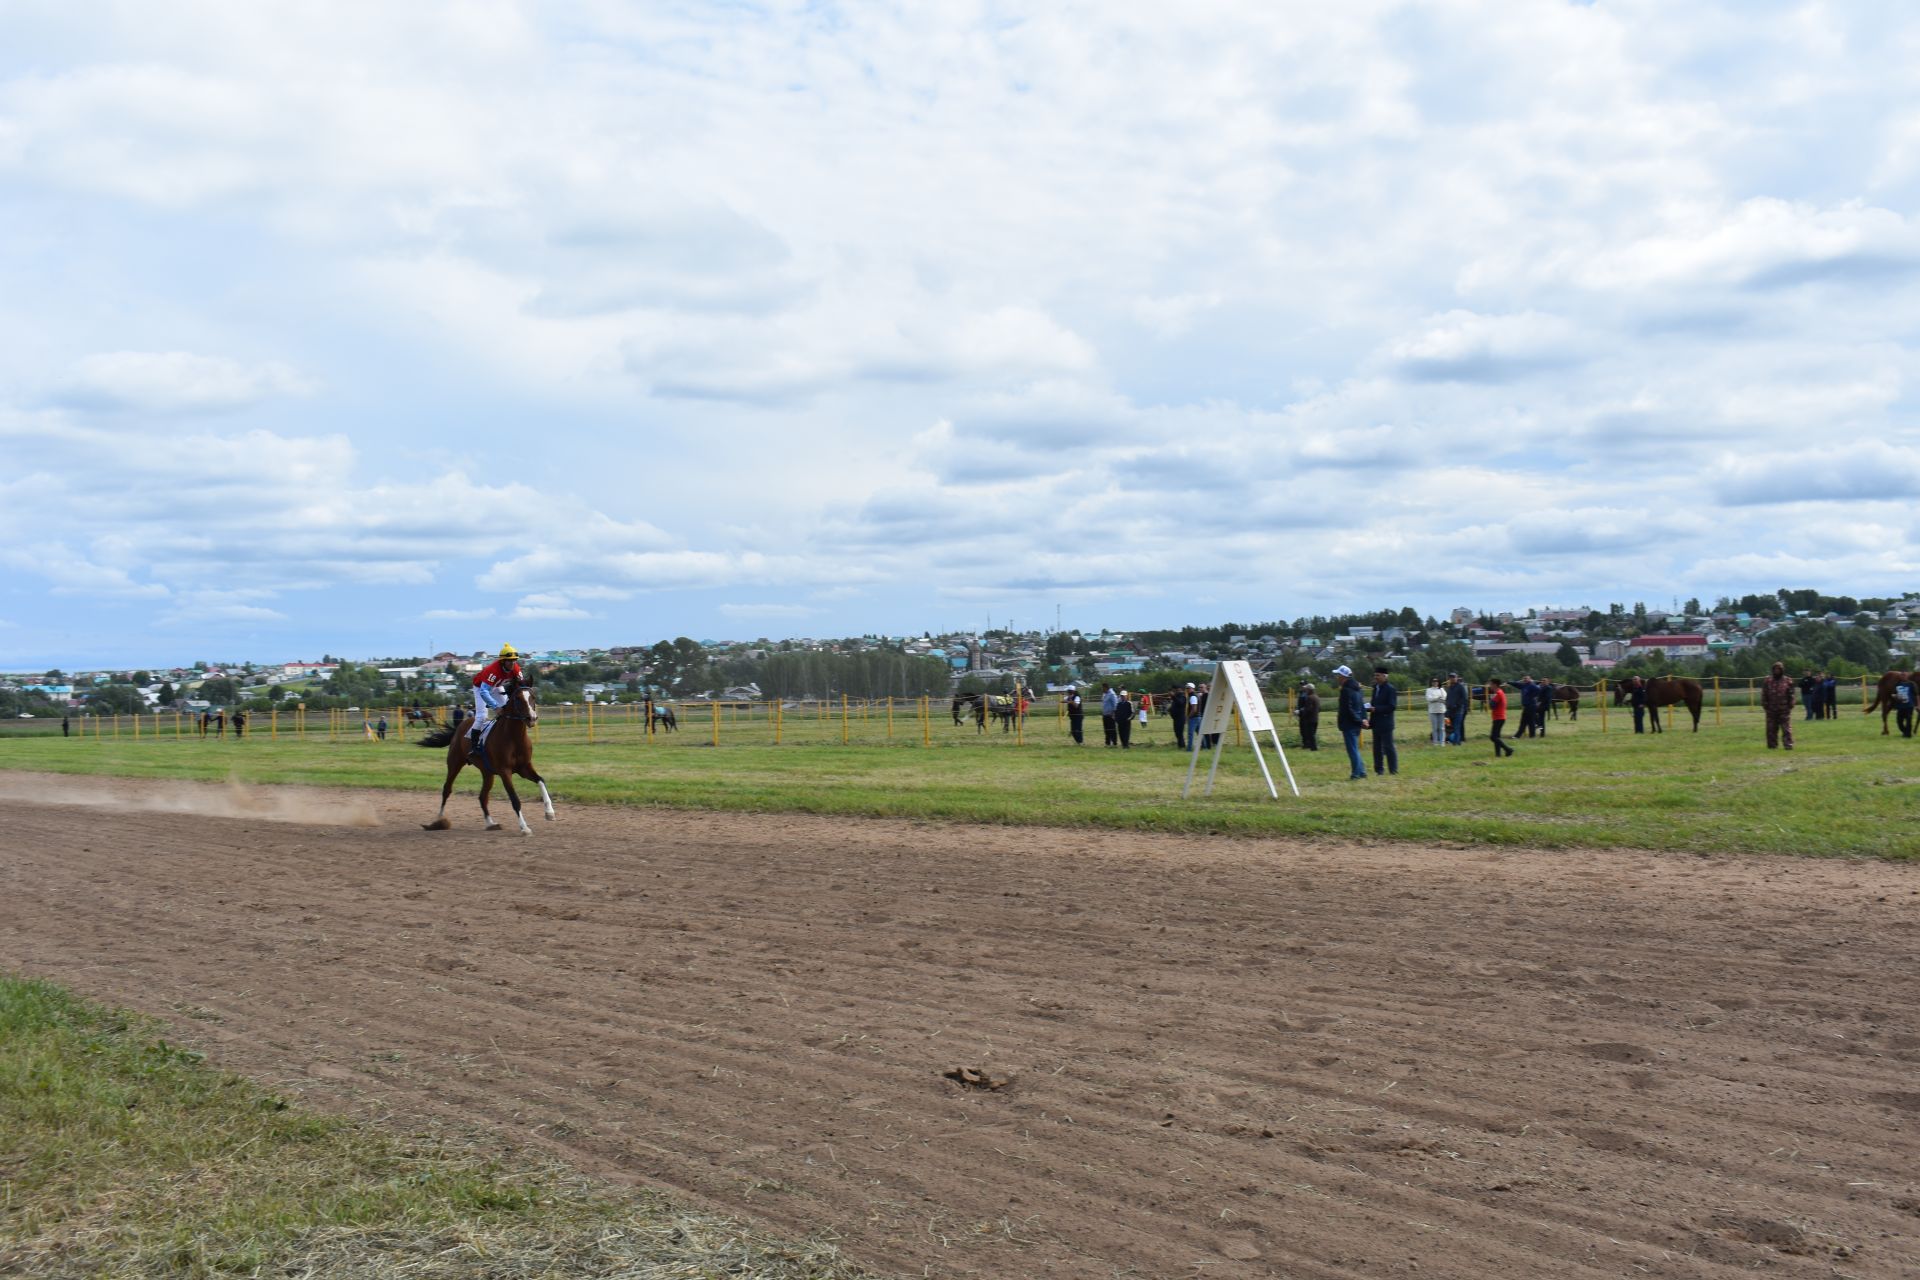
xmin=1304 ymin=669 xmax=1558 ymax=770
xmin=1797 ymin=671 xmax=1840 ymax=720
xmin=1064 ymin=682 xmax=1216 ymax=751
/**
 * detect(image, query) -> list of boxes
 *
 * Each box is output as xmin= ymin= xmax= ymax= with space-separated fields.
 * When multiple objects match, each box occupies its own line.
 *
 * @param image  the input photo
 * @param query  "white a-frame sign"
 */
xmin=1182 ymin=659 xmax=1300 ymax=799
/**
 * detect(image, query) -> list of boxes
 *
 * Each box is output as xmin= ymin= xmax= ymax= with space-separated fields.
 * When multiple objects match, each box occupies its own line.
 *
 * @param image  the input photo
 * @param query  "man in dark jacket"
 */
xmin=1628 ymin=677 xmax=1648 ymax=734
xmin=1760 ymin=662 xmax=1795 ymax=749
xmin=1798 ymin=672 xmax=1818 ymax=720
xmin=1444 ymin=673 xmax=1469 ymax=745
xmin=1114 ymin=689 xmax=1134 ymax=750
xmin=1065 ymin=687 xmax=1085 ymax=744
xmin=1368 ymin=666 xmax=1399 ymax=775
xmin=1296 ymin=683 xmax=1320 ymax=751
xmin=1169 ymin=683 xmax=1189 ymax=749
xmin=1334 ymin=665 xmax=1368 ymax=779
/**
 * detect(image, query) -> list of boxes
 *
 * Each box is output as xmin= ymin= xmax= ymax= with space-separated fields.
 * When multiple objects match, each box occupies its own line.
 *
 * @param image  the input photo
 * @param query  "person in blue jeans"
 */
xmin=1444 ymin=672 xmax=1469 ymax=745
xmin=1333 ymin=665 xmax=1368 ymax=779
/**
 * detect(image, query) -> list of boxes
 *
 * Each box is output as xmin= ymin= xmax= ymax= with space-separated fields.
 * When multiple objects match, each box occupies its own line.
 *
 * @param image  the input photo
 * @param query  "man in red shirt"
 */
xmin=469 ymin=644 xmax=523 ymax=746
xmin=1488 ymin=678 xmax=1514 ymax=757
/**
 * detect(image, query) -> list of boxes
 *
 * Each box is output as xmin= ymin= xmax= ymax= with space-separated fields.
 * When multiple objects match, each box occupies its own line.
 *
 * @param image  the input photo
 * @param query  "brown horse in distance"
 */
xmin=1862 ymin=670 xmax=1915 ymax=736
xmin=417 ymin=675 xmax=555 ymax=835
xmin=1612 ymin=676 xmax=1705 ymax=731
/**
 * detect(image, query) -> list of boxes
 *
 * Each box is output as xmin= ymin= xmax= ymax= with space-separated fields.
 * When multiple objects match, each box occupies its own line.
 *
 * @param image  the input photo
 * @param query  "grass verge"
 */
xmin=1 ymin=703 xmax=1915 ymax=857
xmin=0 ymin=974 xmax=871 ymax=1279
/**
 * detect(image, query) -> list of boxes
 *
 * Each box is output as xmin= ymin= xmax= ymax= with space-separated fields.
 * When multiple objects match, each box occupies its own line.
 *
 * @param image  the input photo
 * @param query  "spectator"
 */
xmin=1424 ymin=676 xmax=1447 ymax=746
xmin=1169 ymin=682 xmax=1189 ymax=749
xmin=61 ymin=714 xmax=70 ymax=738
xmin=1798 ymin=672 xmax=1818 ymax=720
xmin=1115 ymin=688 xmax=1134 ymax=750
xmin=1541 ymin=678 xmax=1558 ymax=723
xmin=1138 ymin=689 xmax=1153 ymax=742
xmin=1100 ymin=683 xmax=1118 ymax=748
xmin=233 ymin=710 xmax=247 ymax=739
xmin=1488 ymin=677 xmax=1515 ymax=757
xmin=215 ymin=710 xmax=225 ymax=737
xmin=376 ymin=714 xmax=388 ymax=741
xmin=1369 ymin=666 xmax=1399 ymax=776
xmin=1296 ymin=683 xmax=1321 ymax=751
xmin=1333 ymin=665 xmax=1368 ymax=780
xmin=1628 ymin=676 xmax=1648 ymax=734
xmin=1185 ymin=682 xmax=1203 ymax=745
xmin=1444 ymin=672 xmax=1469 ymax=746
xmin=1065 ymin=686 xmax=1085 ymax=744
xmin=1896 ymin=673 xmax=1916 ymax=740
xmin=1514 ymin=675 xmax=1539 ymax=738
xmin=1821 ymin=672 xmax=1838 ymax=720
xmin=1760 ymin=662 xmax=1796 ymax=750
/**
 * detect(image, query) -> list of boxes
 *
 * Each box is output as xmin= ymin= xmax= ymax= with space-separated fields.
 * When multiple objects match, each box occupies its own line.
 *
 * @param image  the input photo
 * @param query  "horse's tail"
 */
xmin=418 ymin=726 xmax=455 ymax=749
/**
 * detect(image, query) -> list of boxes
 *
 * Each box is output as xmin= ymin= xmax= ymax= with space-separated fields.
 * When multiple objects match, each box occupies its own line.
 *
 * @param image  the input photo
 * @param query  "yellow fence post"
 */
xmin=887 ymin=696 xmax=894 ymax=743
xmin=1599 ymin=680 xmax=1608 ymax=733
xmin=921 ymin=695 xmax=930 ymax=747
xmin=841 ymin=694 xmax=849 ymax=745
xmin=587 ymin=698 xmax=595 ymax=745
xmin=775 ymin=698 xmax=783 ymax=745
xmin=711 ymin=700 xmax=719 ymax=747
xmin=1714 ymin=677 xmax=1722 ymax=726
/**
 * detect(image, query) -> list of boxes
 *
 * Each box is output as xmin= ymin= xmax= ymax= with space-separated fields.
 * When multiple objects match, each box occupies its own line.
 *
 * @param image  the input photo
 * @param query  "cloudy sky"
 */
xmin=4 ymin=0 xmax=1919 ymax=666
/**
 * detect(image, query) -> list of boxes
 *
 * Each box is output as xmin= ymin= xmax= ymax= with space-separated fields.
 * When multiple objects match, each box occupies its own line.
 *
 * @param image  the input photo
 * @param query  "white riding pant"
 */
xmin=472 ymin=685 xmax=505 ymax=729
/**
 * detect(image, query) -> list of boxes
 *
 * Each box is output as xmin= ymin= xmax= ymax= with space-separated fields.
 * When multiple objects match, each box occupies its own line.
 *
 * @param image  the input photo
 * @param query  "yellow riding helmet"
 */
xmin=498 ymin=643 xmax=518 ymax=659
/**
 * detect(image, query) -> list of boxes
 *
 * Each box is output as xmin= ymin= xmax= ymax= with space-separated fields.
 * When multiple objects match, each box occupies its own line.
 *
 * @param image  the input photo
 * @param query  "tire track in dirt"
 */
xmin=2 ymin=773 xmax=1917 ymax=1279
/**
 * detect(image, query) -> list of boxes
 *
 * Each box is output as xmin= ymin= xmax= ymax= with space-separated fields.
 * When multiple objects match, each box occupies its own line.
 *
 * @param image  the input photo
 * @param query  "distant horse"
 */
xmin=951 ymin=692 xmax=1025 ymax=732
xmin=1553 ymin=684 xmax=1580 ymax=721
xmin=651 ymin=705 xmax=678 ymax=732
xmin=1862 ymin=671 xmax=1915 ymax=736
xmin=404 ymin=707 xmax=439 ymax=727
xmin=1612 ymin=676 xmax=1704 ymax=732
xmin=417 ymin=675 xmax=554 ymax=835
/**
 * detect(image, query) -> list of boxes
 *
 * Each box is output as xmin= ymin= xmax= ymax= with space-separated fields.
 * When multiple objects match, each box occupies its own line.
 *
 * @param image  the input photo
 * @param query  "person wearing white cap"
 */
xmin=1333 ymin=665 xmax=1368 ymax=779
xmin=1169 ymin=679 xmax=1191 ymax=749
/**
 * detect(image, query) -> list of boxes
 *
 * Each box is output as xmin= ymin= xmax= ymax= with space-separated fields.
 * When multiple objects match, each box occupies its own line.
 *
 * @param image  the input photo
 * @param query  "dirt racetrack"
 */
xmin=3 ymin=772 xmax=1918 ymax=1279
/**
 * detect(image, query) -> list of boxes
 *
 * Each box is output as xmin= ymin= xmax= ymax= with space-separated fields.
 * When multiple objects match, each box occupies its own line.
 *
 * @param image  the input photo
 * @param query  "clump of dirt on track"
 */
xmin=3 ymin=771 xmax=1917 ymax=1279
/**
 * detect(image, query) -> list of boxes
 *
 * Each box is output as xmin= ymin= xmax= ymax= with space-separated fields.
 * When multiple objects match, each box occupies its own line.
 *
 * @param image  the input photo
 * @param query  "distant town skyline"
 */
xmin=6 ymin=3 xmax=1919 ymax=669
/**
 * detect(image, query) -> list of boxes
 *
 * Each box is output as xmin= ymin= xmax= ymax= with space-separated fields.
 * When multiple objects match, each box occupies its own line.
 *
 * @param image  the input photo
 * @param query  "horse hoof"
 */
xmin=544 ymin=811 xmax=556 ymax=822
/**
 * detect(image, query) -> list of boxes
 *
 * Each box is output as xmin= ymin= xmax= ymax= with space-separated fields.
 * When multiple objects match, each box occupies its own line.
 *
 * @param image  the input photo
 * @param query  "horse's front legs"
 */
xmin=499 ymin=775 xmax=531 ymax=835
xmin=525 ymin=770 xmax=556 ymax=821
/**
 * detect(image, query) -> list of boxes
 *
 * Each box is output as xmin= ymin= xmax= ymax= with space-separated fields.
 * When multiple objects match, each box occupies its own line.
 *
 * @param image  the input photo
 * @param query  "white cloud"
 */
xmin=5 ymin=1 xmax=1920 ymax=660
xmin=54 ymin=351 xmax=314 ymax=414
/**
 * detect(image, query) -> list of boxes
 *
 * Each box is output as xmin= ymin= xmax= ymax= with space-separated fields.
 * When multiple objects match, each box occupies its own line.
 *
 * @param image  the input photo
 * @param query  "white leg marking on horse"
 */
xmin=518 ymin=812 xmax=532 ymax=835
xmin=539 ymin=781 xmax=555 ymax=820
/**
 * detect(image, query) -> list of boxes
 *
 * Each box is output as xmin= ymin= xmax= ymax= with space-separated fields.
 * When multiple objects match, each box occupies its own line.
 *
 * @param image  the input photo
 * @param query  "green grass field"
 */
xmin=0 ymin=975 xmax=868 ymax=1279
xmin=2 ymin=698 xmax=1914 ymax=857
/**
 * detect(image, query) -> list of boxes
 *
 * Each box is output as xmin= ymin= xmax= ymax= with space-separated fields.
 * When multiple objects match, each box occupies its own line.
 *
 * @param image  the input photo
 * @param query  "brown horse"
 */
xmin=417 ymin=676 xmax=554 ymax=835
xmin=1862 ymin=670 xmax=1915 ymax=735
xmin=1612 ymin=676 xmax=1704 ymax=731
xmin=1550 ymin=684 xmax=1580 ymax=720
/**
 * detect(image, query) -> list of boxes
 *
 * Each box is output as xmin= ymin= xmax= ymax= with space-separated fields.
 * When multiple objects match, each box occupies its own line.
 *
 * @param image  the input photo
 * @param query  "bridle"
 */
xmin=497 ymin=678 xmax=538 ymax=723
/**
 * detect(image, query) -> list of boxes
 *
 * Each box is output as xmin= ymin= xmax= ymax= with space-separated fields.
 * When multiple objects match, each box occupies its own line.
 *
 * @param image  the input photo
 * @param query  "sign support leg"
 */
xmin=1265 ymin=729 xmax=1300 ymax=797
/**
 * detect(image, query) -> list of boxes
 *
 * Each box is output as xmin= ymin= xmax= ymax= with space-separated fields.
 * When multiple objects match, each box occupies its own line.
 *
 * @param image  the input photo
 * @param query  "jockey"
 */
xmin=469 ymin=643 xmax=524 ymax=744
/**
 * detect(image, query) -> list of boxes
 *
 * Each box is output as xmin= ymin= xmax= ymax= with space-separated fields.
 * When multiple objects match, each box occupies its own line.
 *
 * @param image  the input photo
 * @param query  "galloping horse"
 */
xmin=1611 ymin=676 xmax=1704 ymax=732
xmin=1862 ymin=670 xmax=1915 ymax=736
xmin=417 ymin=675 xmax=554 ymax=835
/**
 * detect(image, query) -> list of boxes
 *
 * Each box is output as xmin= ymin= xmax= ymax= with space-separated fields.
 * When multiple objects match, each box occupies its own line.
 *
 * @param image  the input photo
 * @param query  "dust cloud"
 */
xmin=0 ymin=775 xmax=381 ymax=827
